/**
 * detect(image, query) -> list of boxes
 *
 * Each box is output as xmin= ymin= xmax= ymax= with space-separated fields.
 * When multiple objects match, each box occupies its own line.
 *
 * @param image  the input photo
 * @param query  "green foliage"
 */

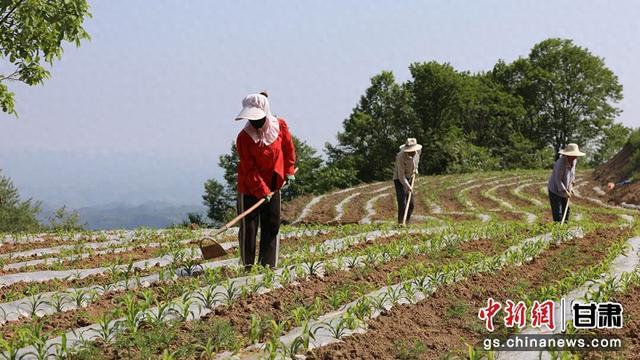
xmin=589 ymin=123 xmax=631 ymax=166
xmin=0 ymin=169 xmax=41 ymax=232
xmin=435 ymin=126 xmax=500 ymax=174
xmin=179 ymin=212 xmax=208 ymax=228
xmin=47 ymin=205 xmax=84 ymax=232
xmin=0 ymin=0 xmax=91 ymax=115
xmin=201 ymin=178 xmax=233 ymax=226
xmin=625 ymin=129 xmax=640 ymax=178
xmin=493 ymin=38 xmax=623 ymax=160
xmin=327 ymin=38 xmax=626 ymax=182
xmin=327 ymin=71 xmax=415 ymax=180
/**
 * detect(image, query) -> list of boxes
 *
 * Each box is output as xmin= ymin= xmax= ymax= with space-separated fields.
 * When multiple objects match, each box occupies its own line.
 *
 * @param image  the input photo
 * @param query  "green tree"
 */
xmin=47 ymin=205 xmax=84 ymax=232
xmin=406 ymin=62 xmax=467 ymax=173
xmin=180 ymin=212 xmax=208 ymax=228
xmin=202 ymin=178 xmax=233 ymax=226
xmin=284 ymin=137 xmax=359 ymax=199
xmin=0 ymin=169 xmax=41 ymax=232
xmin=588 ymin=123 xmax=631 ymax=166
xmin=625 ymin=129 xmax=640 ymax=178
xmin=327 ymin=71 xmax=416 ymax=180
xmin=217 ymin=142 xmax=239 ymax=195
xmin=0 ymin=0 xmax=91 ymax=115
xmin=493 ymin=38 xmax=624 ymax=159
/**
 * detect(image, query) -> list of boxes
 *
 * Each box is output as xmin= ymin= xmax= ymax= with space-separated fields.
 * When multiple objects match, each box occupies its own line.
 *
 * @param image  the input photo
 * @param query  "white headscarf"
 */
xmin=242 ymin=94 xmax=280 ymax=146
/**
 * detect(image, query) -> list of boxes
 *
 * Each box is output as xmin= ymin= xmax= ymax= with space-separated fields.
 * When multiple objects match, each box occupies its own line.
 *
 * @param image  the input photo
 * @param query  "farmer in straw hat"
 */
xmin=234 ymin=92 xmax=296 ymax=269
xmin=547 ymin=143 xmax=586 ymax=223
xmin=393 ymin=138 xmax=422 ymax=224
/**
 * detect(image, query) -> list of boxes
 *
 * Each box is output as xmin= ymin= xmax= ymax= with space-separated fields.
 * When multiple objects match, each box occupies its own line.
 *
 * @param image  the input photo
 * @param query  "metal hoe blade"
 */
xmin=199 ymin=238 xmax=227 ymax=259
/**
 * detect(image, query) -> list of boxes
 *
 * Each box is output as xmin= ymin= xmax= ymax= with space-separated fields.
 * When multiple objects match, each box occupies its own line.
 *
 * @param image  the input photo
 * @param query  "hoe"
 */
xmin=199 ymin=168 xmax=297 ymax=260
xmin=198 ymin=195 xmax=272 ymax=259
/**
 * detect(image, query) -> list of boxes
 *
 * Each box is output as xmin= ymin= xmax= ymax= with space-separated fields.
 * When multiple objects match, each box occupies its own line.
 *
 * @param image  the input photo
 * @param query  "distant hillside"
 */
xmin=39 ymin=201 xmax=207 ymax=230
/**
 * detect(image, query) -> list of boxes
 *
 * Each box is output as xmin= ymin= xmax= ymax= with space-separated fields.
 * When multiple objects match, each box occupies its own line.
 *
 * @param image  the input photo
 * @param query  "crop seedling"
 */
xmin=306 ymin=260 xmax=323 ymax=277
xmin=174 ymin=299 xmax=195 ymax=322
xmin=262 ymin=267 xmax=276 ymax=289
xmin=287 ymin=321 xmax=321 ymax=358
xmin=94 ymin=312 xmax=119 ymax=343
xmin=220 ymin=280 xmax=239 ymax=304
xmin=277 ymin=265 xmax=292 ymax=286
xmin=351 ymin=297 xmax=373 ymax=321
xmin=195 ymin=285 xmax=221 ymax=309
xmin=26 ymin=293 xmax=48 ymax=317
xmin=326 ymin=290 xmax=347 ymax=310
xmin=121 ymin=293 xmax=144 ymax=334
xmin=70 ymin=289 xmax=88 ymax=308
xmin=248 ymin=314 xmax=263 ymax=344
xmin=263 ymin=320 xmax=289 ymax=360
xmin=203 ymin=267 xmax=223 ymax=286
xmin=24 ymin=337 xmax=56 ymax=360
xmin=290 ymin=306 xmax=312 ymax=327
xmin=322 ymin=315 xmax=350 ymax=340
xmin=53 ymin=333 xmax=70 ymax=359
xmin=386 ymin=285 xmax=404 ymax=306
xmin=196 ymin=338 xmax=218 ymax=359
xmin=145 ymin=301 xmax=174 ymax=327
xmin=402 ymin=282 xmax=419 ymax=304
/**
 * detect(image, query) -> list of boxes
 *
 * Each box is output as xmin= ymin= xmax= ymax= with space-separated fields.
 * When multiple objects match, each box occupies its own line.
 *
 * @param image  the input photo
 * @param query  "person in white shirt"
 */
xmin=393 ymin=138 xmax=422 ymax=224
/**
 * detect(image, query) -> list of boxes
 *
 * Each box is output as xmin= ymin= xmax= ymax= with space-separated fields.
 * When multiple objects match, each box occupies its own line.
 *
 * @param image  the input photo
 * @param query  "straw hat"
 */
xmin=559 ymin=143 xmax=586 ymax=157
xmin=399 ymin=138 xmax=422 ymax=152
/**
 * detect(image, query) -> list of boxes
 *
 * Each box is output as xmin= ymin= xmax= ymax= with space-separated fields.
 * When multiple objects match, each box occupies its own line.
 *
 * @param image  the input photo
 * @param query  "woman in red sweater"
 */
xmin=235 ymin=93 xmax=296 ymax=269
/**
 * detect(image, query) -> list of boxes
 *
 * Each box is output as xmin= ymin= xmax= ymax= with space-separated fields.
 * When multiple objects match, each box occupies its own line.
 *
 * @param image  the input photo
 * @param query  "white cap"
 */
xmin=235 ymin=107 xmax=266 ymax=121
xmin=235 ymin=94 xmax=268 ymax=121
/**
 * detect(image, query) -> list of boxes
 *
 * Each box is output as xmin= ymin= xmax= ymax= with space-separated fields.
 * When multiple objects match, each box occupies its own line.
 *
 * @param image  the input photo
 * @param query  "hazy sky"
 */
xmin=1 ymin=0 xmax=639 ymax=208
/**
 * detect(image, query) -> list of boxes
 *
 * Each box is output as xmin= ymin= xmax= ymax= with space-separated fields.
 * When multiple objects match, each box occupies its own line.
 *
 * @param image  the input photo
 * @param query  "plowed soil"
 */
xmin=309 ymin=227 xmax=630 ymax=359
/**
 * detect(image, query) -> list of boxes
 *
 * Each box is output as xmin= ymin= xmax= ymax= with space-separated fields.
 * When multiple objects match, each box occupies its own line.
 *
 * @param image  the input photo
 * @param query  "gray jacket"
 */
xmin=393 ymin=150 xmax=421 ymax=188
xmin=547 ymin=155 xmax=576 ymax=198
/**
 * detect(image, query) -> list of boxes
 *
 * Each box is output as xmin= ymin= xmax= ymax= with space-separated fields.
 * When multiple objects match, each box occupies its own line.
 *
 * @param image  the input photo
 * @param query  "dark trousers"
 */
xmin=549 ymin=190 xmax=570 ymax=223
xmin=238 ymin=190 xmax=281 ymax=269
xmin=394 ymin=179 xmax=414 ymax=224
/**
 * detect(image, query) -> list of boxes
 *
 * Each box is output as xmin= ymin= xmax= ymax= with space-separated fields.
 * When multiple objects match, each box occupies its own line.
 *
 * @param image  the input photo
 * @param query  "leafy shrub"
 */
xmin=0 ymin=170 xmax=41 ymax=232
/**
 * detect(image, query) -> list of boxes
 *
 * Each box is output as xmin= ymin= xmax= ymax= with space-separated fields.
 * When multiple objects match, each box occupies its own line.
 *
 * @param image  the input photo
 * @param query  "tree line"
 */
xmin=202 ymin=38 xmax=632 ymax=225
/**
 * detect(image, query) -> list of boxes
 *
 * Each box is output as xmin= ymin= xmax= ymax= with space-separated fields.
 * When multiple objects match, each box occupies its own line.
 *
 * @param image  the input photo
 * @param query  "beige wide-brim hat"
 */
xmin=559 ymin=143 xmax=586 ymax=157
xmin=399 ymin=138 xmax=422 ymax=152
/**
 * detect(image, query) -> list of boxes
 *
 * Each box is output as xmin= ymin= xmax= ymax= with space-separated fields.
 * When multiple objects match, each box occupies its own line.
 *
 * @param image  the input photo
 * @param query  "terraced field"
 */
xmin=1 ymin=170 xmax=638 ymax=359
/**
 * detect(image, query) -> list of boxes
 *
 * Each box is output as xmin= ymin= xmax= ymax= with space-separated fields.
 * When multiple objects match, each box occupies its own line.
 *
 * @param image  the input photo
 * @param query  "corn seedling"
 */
xmin=290 ymin=306 xmax=312 ymax=327
xmin=402 ymin=282 xmax=419 ymax=304
xmin=322 ymin=316 xmax=350 ymax=340
xmin=70 ymin=289 xmax=88 ymax=308
xmin=196 ymin=338 xmax=218 ymax=359
xmin=174 ymin=299 xmax=195 ymax=321
xmin=26 ymin=293 xmax=48 ymax=317
xmin=53 ymin=333 xmax=70 ymax=359
xmin=145 ymin=301 xmax=174 ymax=326
xmin=94 ymin=312 xmax=119 ymax=343
xmin=121 ymin=293 xmax=143 ymax=334
xmin=306 ymin=260 xmax=323 ymax=277
xmin=248 ymin=314 xmax=262 ymax=344
xmin=287 ymin=321 xmax=321 ymax=358
xmin=386 ymin=285 xmax=404 ymax=306
xmin=220 ymin=280 xmax=239 ymax=304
